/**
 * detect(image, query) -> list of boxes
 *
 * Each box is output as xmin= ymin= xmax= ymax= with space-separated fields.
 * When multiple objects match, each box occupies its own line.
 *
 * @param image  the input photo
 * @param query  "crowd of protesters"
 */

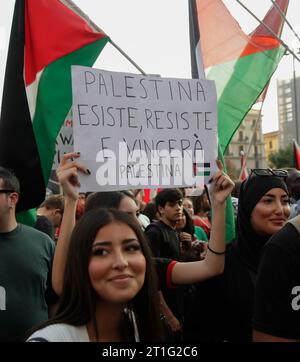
xmin=1 ymin=155 xmax=300 ymax=342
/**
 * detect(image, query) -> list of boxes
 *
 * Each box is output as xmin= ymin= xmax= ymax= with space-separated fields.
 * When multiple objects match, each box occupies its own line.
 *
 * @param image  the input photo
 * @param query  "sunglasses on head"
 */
xmin=249 ymin=168 xmax=288 ymax=178
xmin=0 ymin=189 xmax=15 ymax=194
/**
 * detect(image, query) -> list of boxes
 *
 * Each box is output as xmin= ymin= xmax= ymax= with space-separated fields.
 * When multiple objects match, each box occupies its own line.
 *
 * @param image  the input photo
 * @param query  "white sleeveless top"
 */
xmin=27 ymin=323 xmax=90 ymax=342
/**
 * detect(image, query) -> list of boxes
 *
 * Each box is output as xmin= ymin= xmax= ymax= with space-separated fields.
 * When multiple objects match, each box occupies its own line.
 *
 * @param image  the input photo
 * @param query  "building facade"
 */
xmin=277 ymin=76 xmax=300 ymax=149
xmin=263 ymin=131 xmax=279 ymax=167
xmin=224 ymin=109 xmax=266 ymax=179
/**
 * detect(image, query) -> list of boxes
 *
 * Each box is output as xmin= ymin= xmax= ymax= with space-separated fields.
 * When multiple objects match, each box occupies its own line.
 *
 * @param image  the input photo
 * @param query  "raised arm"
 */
xmin=52 ymin=152 xmax=89 ymax=295
xmin=171 ymin=160 xmax=234 ymax=284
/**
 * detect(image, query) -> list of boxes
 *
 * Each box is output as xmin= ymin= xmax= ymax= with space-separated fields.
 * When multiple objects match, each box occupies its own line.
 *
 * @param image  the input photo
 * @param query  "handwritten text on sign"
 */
xmin=72 ymin=66 xmax=218 ymax=191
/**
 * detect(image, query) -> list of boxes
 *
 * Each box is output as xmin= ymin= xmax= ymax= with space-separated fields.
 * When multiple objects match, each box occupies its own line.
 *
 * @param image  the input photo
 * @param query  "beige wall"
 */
xmin=263 ymin=131 xmax=279 ymax=166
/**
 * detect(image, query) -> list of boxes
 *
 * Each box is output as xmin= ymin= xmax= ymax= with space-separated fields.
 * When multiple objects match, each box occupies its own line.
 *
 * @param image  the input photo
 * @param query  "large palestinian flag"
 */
xmin=0 ymin=0 xmax=108 ymax=214
xmin=192 ymin=0 xmax=289 ymax=153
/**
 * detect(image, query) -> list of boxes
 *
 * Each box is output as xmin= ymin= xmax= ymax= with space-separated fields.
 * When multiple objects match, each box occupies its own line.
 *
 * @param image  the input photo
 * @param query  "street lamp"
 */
xmin=292 ymin=48 xmax=300 ymax=144
xmin=286 ymin=48 xmax=300 ymax=144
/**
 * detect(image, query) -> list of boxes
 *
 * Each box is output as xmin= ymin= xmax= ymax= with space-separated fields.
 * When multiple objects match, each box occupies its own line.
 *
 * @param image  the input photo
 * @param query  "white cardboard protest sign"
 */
xmin=52 ymin=112 xmax=74 ymax=170
xmin=72 ymin=66 xmax=218 ymax=191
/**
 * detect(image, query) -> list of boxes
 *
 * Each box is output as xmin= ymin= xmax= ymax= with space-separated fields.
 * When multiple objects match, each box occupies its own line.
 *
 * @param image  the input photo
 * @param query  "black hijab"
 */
xmin=235 ymin=174 xmax=288 ymax=272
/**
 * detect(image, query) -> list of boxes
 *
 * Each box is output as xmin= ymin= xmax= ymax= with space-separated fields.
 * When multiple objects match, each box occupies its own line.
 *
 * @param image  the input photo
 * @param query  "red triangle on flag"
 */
xmin=293 ymin=140 xmax=300 ymax=170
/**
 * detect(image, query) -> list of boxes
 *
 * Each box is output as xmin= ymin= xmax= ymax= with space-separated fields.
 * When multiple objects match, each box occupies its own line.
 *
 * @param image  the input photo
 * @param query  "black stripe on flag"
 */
xmin=0 ymin=0 xmax=45 ymax=212
xmin=194 ymin=162 xmax=211 ymax=177
xmin=189 ymin=0 xmax=200 ymax=79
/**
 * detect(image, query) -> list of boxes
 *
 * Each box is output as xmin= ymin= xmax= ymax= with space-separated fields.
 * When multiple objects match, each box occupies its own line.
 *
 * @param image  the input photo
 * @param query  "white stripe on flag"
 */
xmin=25 ymin=68 xmax=44 ymax=121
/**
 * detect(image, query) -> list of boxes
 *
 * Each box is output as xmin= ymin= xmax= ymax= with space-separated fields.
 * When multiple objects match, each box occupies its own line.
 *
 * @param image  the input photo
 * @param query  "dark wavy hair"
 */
xmin=29 ymin=209 xmax=163 ymax=342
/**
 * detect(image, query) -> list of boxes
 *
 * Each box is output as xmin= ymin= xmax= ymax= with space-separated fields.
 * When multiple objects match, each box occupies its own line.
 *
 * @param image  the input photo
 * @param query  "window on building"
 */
xmin=269 ymin=141 xmax=273 ymax=149
xmin=239 ymin=131 xmax=243 ymax=141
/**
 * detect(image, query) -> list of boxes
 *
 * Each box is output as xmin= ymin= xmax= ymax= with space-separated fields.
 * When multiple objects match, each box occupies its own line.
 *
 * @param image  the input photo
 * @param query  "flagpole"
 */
xmin=65 ymin=0 xmax=147 ymax=75
xmin=235 ymin=0 xmax=300 ymax=64
xmin=269 ymin=0 xmax=300 ymax=44
xmin=109 ymin=39 xmax=147 ymax=75
xmin=238 ymin=99 xmax=266 ymax=180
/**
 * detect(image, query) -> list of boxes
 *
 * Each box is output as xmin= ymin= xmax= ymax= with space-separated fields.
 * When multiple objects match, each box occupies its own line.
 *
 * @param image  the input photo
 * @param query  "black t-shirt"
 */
xmin=253 ymin=223 xmax=300 ymax=340
xmin=34 ymin=216 xmax=55 ymax=240
xmin=154 ymin=258 xmax=177 ymax=290
xmin=145 ymin=221 xmax=181 ymax=260
xmin=183 ymin=244 xmax=255 ymax=342
xmin=145 ymin=222 xmax=183 ymax=323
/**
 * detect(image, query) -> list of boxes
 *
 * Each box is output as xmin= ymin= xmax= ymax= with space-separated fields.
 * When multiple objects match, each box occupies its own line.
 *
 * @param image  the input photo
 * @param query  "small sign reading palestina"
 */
xmin=71 ymin=66 xmax=218 ymax=192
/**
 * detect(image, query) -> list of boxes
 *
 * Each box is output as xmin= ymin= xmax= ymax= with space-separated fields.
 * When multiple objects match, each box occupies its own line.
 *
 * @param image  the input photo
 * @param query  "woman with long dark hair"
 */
xmin=28 ymin=209 xmax=162 ymax=342
xmin=28 ymin=153 xmax=234 ymax=342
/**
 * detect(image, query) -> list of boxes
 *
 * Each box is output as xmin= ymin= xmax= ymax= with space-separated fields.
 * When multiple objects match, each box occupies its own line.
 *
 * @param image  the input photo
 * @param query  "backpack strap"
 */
xmin=288 ymin=215 xmax=300 ymax=234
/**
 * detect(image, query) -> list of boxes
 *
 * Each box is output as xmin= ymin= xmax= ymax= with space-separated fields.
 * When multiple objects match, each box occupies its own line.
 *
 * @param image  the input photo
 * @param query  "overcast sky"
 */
xmin=1 ymin=0 xmax=299 ymax=133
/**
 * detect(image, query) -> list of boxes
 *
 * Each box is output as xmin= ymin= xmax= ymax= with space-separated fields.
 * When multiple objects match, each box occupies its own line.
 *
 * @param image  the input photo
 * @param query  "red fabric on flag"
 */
xmin=293 ymin=140 xmax=300 ymax=170
xmin=143 ymin=189 xmax=151 ymax=203
xmin=24 ymin=0 xmax=106 ymax=86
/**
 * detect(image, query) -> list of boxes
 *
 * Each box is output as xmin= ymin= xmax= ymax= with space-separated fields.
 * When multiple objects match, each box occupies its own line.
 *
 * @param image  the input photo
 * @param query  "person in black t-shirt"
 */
xmin=145 ymin=188 xmax=185 ymax=336
xmin=253 ymin=219 xmax=300 ymax=341
xmin=34 ymin=195 xmax=64 ymax=240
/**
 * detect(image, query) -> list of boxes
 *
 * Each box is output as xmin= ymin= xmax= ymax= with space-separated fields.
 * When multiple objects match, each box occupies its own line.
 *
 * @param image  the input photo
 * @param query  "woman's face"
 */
xmin=118 ymin=196 xmax=139 ymax=221
xmin=250 ymin=188 xmax=290 ymax=236
xmin=183 ymin=198 xmax=194 ymax=217
xmin=88 ymin=221 xmax=146 ymax=305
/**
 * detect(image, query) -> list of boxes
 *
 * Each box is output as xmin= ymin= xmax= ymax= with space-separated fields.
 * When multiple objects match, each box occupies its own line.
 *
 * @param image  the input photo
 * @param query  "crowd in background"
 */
xmin=0 ymin=157 xmax=300 ymax=342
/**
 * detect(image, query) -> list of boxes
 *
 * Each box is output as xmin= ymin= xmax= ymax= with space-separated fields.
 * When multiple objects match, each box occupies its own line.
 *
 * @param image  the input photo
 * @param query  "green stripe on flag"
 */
xmin=17 ymin=208 xmax=37 ymax=227
xmin=208 ymin=46 xmax=285 ymax=153
xmin=32 ymin=37 xmax=108 ymax=184
xmin=196 ymin=162 xmax=210 ymax=176
xmin=218 ymin=145 xmax=235 ymax=244
xmin=197 ymin=171 xmax=210 ymax=176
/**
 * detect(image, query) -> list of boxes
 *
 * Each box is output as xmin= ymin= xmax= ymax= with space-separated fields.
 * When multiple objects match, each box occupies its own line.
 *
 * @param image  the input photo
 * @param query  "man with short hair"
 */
xmin=146 ymin=189 xmax=183 ymax=259
xmin=0 ymin=166 xmax=56 ymax=341
xmin=35 ymin=194 xmax=64 ymax=239
xmin=145 ymin=188 xmax=184 ymax=339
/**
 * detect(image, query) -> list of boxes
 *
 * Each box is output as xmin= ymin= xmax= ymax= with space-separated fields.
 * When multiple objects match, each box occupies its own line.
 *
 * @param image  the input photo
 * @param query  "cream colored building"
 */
xmin=224 ymin=109 xmax=267 ymax=178
xmin=263 ymin=131 xmax=279 ymax=167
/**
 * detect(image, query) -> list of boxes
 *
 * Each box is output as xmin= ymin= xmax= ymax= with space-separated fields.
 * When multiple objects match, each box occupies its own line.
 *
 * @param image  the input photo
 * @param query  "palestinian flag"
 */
xmin=189 ymin=0 xmax=236 ymax=243
xmin=293 ymin=139 xmax=300 ymax=170
xmin=194 ymin=162 xmax=210 ymax=177
xmin=0 ymin=0 xmax=108 ymax=215
xmin=192 ymin=0 xmax=289 ymax=153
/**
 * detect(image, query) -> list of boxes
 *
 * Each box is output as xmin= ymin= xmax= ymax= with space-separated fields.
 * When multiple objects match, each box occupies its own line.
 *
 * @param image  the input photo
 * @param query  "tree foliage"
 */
xmin=268 ymin=144 xmax=293 ymax=169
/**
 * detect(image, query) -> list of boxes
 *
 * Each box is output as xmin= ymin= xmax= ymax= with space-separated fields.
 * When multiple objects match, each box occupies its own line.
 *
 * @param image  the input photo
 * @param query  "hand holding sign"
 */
xmin=208 ymin=160 xmax=234 ymax=206
xmin=56 ymin=152 xmax=90 ymax=201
